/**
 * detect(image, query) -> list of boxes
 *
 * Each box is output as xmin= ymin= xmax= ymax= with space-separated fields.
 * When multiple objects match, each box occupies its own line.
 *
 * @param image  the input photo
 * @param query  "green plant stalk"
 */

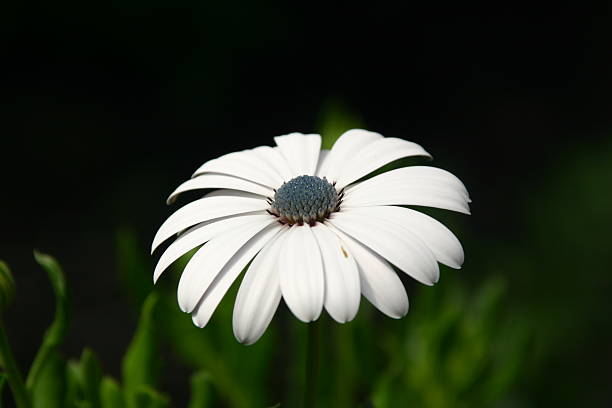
xmin=304 ymin=321 xmax=320 ymax=408
xmin=0 ymin=323 xmax=30 ymax=408
xmin=26 ymin=251 xmax=69 ymax=390
xmin=25 ymin=325 xmax=63 ymax=390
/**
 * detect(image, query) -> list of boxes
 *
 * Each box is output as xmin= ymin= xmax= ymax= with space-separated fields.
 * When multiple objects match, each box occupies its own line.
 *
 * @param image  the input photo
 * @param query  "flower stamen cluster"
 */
xmin=268 ymin=175 xmax=343 ymax=225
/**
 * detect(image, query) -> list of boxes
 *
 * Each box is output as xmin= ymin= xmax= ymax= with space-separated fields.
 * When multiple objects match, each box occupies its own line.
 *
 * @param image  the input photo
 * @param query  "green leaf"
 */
xmin=122 ymin=293 xmax=161 ymax=408
xmin=100 ymin=377 xmax=124 ymax=408
xmin=63 ymin=350 xmax=103 ymax=408
xmin=187 ymin=371 xmax=212 ymax=408
xmin=64 ymin=360 xmax=83 ymax=407
xmin=30 ymin=351 xmax=65 ymax=408
xmin=79 ymin=349 xmax=103 ymax=408
xmin=0 ymin=291 xmax=30 ymax=408
xmin=156 ymin=280 xmax=258 ymax=408
xmin=134 ymin=386 xmax=169 ymax=408
xmin=27 ymin=251 xmax=70 ymax=391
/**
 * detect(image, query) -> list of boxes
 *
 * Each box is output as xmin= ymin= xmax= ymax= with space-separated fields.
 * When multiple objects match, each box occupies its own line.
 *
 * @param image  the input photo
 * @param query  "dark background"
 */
xmin=2 ymin=2 xmax=612 ymax=406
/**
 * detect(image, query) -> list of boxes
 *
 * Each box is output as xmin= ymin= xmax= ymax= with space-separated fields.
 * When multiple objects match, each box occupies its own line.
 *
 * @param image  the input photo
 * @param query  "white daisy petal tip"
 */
xmin=390 ymin=300 xmax=410 ymax=319
xmin=311 ymin=223 xmax=360 ymax=323
xmin=382 ymin=294 xmax=409 ymax=319
xmin=152 ymin=129 xmax=469 ymax=343
xmin=191 ymin=313 xmax=206 ymax=328
xmin=234 ymin=332 xmax=255 ymax=345
xmin=234 ymin=326 xmax=270 ymax=345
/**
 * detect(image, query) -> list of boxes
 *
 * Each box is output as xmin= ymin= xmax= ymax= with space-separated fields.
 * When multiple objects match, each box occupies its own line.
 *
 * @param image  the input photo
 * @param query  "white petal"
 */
xmin=314 ymin=149 xmax=330 ymax=177
xmin=251 ymin=146 xmax=295 ymax=182
xmin=335 ymin=138 xmax=431 ymax=188
xmin=342 ymin=166 xmax=471 ymax=214
xmin=191 ymin=223 xmax=283 ymax=328
xmin=153 ymin=213 xmax=268 ymax=283
xmin=346 ymin=165 xmax=470 ymax=201
xmin=203 ymin=189 xmax=265 ymax=199
xmin=319 ymin=129 xmax=382 ymax=182
xmin=279 ymin=225 xmax=324 ymax=322
xmin=341 ymin=206 xmax=464 ymax=269
xmin=177 ymin=217 xmax=276 ymax=313
xmin=167 ymin=174 xmax=273 ymax=204
xmin=327 ymin=224 xmax=408 ymax=318
xmin=311 ymin=223 xmax=360 ymax=323
xmin=274 ymin=133 xmax=321 ymax=176
xmin=233 ymin=228 xmax=288 ymax=344
xmin=151 ymin=196 xmax=268 ymax=252
xmin=328 ymin=211 xmax=439 ymax=285
xmin=193 ymin=149 xmax=284 ymax=188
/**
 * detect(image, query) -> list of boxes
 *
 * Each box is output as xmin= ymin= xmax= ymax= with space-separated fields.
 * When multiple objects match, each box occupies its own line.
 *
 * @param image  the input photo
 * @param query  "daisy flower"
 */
xmin=152 ymin=129 xmax=470 ymax=344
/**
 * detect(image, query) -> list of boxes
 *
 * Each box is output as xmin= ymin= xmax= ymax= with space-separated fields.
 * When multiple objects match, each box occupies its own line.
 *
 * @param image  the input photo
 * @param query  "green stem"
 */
xmin=0 ymin=322 xmax=30 ymax=408
xmin=25 ymin=331 xmax=54 ymax=390
xmin=304 ymin=320 xmax=320 ymax=408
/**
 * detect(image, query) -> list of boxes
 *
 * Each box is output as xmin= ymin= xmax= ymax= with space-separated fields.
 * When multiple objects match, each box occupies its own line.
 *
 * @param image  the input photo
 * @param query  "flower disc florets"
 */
xmin=269 ymin=175 xmax=341 ymax=225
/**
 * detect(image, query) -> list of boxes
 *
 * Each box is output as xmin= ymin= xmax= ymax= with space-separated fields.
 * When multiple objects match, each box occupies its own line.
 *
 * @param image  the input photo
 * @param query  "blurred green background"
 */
xmin=1 ymin=2 xmax=612 ymax=407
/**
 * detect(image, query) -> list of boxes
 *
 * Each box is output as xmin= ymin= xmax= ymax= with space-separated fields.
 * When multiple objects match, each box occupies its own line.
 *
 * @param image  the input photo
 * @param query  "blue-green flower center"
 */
xmin=269 ymin=175 xmax=341 ymax=225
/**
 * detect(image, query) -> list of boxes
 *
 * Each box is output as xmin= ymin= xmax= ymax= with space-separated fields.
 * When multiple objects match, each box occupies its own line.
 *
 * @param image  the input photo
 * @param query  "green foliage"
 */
xmin=0 ymin=324 xmax=30 ymax=408
xmin=64 ymin=349 xmax=103 ymax=408
xmin=371 ymin=276 xmax=531 ymax=408
xmin=122 ymin=293 xmax=161 ymax=408
xmin=77 ymin=349 xmax=103 ymax=408
xmin=187 ymin=371 xmax=212 ymax=408
xmin=31 ymin=351 xmax=65 ymax=408
xmin=0 ymin=254 xmax=177 ymax=408
xmin=64 ymin=360 xmax=82 ymax=407
xmin=0 ymin=213 xmax=546 ymax=408
xmin=154 ymin=266 xmax=273 ymax=408
xmin=133 ymin=386 xmax=169 ymax=408
xmin=27 ymin=252 xmax=70 ymax=391
xmin=100 ymin=377 xmax=124 ymax=408
xmin=116 ymin=230 xmax=274 ymax=407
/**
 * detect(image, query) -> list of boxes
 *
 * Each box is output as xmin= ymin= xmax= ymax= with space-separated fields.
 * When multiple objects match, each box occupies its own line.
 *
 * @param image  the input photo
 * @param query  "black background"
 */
xmin=2 ymin=2 xmax=612 ymax=405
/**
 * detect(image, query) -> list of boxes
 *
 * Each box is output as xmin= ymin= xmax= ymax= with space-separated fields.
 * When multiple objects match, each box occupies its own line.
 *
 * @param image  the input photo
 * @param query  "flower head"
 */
xmin=152 ymin=129 xmax=470 ymax=344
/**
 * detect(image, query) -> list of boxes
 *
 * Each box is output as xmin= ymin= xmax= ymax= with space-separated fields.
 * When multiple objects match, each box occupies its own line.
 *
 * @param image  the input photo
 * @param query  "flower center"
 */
xmin=268 ymin=175 xmax=342 ymax=225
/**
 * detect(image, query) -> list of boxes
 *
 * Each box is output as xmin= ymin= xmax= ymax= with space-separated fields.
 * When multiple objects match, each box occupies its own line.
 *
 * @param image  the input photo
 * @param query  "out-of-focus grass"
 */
xmin=371 ymin=275 xmax=530 ymax=408
xmin=114 ymin=106 xmax=612 ymax=406
xmin=117 ymin=228 xmax=531 ymax=407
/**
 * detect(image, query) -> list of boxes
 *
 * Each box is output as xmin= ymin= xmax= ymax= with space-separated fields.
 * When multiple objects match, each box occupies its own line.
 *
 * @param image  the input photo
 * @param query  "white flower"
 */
xmin=152 ymin=129 xmax=470 ymax=344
